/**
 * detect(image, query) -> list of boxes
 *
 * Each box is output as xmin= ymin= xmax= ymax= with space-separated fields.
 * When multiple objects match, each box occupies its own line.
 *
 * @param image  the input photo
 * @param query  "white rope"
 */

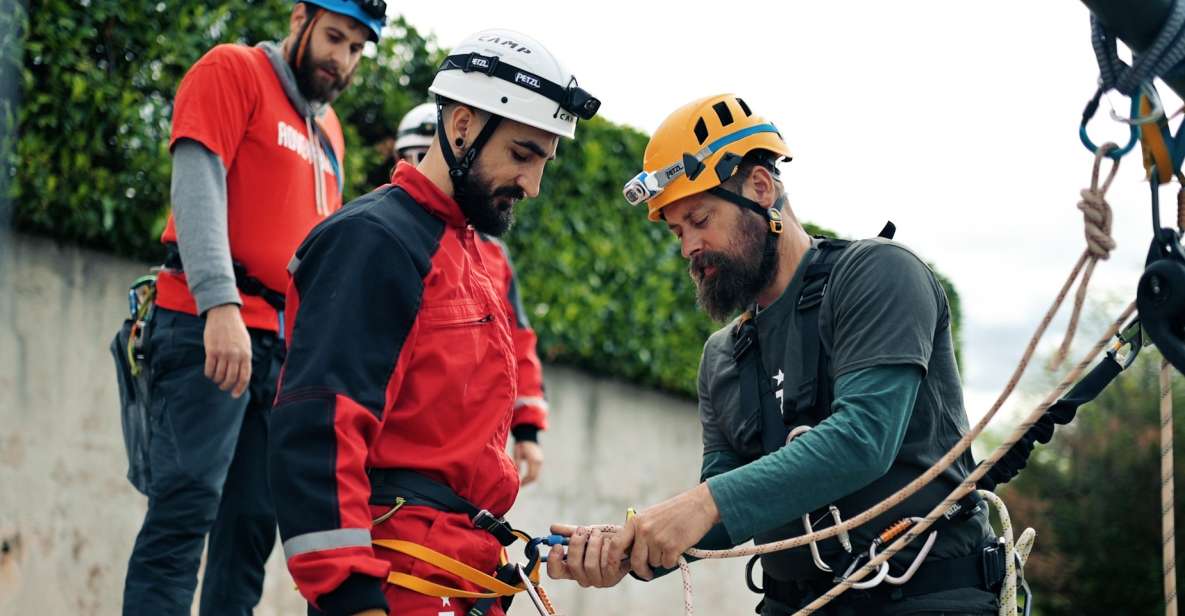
xmin=1162 ymin=358 xmax=1179 ymax=616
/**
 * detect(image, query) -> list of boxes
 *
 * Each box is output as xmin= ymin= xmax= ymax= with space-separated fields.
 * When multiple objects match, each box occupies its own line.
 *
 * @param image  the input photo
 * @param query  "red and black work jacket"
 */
xmin=270 ymin=162 xmax=522 ymax=613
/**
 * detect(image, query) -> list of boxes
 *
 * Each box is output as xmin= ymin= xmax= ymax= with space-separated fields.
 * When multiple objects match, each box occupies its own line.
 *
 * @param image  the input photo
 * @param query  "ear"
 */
xmin=745 ymin=165 xmax=778 ymax=209
xmin=447 ymin=105 xmax=476 ymax=150
xmin=288 ymin=2 xmax=308 ymax=39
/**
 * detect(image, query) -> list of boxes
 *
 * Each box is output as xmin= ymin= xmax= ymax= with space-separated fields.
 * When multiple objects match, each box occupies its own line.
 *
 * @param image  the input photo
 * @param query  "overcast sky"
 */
xmin=394 ymin=1 xmax=1173 ymax=425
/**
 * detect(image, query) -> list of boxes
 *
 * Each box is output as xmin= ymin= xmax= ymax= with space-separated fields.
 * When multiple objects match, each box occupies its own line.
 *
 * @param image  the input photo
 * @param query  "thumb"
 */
xmin=550 ymin=523 xmax=578 ymax=537
xmin=607 ymin=519 xmax=635 ymax=564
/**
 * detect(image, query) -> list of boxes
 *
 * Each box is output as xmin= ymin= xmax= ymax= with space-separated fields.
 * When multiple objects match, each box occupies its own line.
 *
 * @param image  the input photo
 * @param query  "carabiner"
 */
xmin=1080 ymin=88 xmax=1141 ymax=160
xmin=1110 ymin=82 xmax=1166 ymax=126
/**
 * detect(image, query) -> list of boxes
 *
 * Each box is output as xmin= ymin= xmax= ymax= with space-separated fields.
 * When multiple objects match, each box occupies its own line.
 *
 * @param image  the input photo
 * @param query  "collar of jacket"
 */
xmin=391 ymin=161 xmax=468 ymax=229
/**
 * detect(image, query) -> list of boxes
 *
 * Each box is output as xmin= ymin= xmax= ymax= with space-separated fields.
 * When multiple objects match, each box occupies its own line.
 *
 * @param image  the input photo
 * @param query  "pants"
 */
xmin=122 ymin=308 xmax=285 ymax=616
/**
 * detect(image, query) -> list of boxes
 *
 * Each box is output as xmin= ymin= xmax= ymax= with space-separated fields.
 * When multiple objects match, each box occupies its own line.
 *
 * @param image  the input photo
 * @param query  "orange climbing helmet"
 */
xmin=623 ymin=94 xmax=793 ymax=221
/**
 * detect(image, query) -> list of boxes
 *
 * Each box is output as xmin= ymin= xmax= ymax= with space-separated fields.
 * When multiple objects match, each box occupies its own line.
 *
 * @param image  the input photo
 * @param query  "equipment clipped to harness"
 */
xmin=367 ymin=469 xmax=562 ymax=616
xmin=110 ymin=274 xmax=159 ymax=495
xmin=1138 ymin=168 xmax=1185 ymax=375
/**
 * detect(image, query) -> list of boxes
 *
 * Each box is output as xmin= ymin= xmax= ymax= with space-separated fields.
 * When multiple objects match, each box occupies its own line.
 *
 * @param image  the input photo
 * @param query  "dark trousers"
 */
xmin=122 ymin=308 xmax=285 ymax=616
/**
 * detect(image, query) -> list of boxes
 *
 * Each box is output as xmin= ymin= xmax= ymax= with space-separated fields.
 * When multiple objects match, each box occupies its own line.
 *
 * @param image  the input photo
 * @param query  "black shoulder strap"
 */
xmin=786 ymin=239 xmax=851 ymax=424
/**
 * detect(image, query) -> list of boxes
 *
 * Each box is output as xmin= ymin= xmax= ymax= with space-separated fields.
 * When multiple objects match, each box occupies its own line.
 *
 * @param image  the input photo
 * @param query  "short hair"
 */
xmin=718 ymin=149 xmax=784 ymax=196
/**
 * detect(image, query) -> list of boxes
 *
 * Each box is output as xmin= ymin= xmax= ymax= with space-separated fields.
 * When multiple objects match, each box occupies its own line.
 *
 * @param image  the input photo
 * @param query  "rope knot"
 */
xmin=1077 ymin=186 xmax=1116 ymax=259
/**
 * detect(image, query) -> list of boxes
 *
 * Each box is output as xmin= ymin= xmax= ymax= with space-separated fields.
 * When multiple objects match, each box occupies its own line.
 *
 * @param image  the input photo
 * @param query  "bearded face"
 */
xmin=688 ymin=208 xmax=778 ymax=322
xmin=454 ymin=157 xmax=525 ymax=237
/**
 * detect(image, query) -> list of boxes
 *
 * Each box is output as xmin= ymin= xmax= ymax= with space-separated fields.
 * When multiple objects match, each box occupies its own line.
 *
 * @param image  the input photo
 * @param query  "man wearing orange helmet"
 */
xmin=548 ymin=95 xmax=1000 ymax=615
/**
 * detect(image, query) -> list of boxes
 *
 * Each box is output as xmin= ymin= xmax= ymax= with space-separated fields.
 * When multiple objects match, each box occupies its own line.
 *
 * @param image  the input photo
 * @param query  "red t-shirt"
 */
xmin=156 ymin=44 xmax=345 ymax=331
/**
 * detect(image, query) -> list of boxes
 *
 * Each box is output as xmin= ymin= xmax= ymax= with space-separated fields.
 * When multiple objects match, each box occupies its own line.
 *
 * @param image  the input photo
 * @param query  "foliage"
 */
xmin=998 ymin=350 xmax=1185 ymax=615
xmin=11 ymin=2 xmax=961 ymax=397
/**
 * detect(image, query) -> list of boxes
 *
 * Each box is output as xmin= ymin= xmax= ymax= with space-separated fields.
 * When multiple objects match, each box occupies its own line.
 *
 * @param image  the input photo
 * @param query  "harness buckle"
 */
xmin=981 ymin=538 xmax=1007 ymax=592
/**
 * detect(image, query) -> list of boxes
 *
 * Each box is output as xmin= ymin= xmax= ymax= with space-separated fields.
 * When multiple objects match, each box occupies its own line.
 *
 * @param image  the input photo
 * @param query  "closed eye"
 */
xmin=692 ymin=216 xmax=709 ymax=228
xmin=511 ymin=149 xmax=530 ymax=163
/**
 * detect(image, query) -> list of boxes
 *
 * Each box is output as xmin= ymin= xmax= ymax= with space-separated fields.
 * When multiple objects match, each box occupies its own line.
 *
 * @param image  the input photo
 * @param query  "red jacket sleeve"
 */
xmin=269 ymin=213 xmax=423 ymax=615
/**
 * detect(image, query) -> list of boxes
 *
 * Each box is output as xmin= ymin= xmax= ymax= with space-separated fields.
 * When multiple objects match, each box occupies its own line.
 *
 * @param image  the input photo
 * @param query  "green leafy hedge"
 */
xmin=10 ymin=1 xmax=960 ymax=398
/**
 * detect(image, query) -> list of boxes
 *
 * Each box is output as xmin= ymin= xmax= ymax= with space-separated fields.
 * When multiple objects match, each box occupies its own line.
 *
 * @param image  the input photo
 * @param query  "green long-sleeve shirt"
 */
xmin=705 ymin=363 xmax=922 ymax=543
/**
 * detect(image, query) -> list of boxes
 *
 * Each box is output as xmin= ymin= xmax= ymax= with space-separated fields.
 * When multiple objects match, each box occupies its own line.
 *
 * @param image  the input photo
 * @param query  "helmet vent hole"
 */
xmin=501 ymin=96 xmax=509 ymax=104
xmin=712 ymin=101 xmax=734 ymax=127
xmin=693 ymin=118 xmax=709 ymax=144
xmin=736 ymin=97 xmax=752 ymax=117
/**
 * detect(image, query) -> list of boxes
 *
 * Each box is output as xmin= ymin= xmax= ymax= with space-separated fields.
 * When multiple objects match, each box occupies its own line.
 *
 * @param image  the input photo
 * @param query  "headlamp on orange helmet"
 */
xmin=624 ymin=94 xmax=793 ymax=226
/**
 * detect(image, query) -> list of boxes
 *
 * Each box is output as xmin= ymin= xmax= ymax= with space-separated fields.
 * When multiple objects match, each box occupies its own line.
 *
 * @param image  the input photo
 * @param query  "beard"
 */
xmin=293 ymin=43 xmax=353 ymax=103
xmin=689 ymin=210 xmax=779 ymax=322
xmin=455 ymin=159 xmax=524 ymax=237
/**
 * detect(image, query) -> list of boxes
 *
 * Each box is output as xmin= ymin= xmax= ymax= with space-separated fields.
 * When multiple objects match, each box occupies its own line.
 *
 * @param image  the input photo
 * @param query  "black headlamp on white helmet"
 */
xmin=428 ymin=29 xmax=599 ymax=191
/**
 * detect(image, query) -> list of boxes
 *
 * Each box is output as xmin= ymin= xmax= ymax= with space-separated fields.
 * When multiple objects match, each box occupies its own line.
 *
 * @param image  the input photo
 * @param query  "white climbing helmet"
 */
xmin=428 ymin=28 xmax=599 ymax=139
xmin=395 ymin=102 xmax=438 ymax=153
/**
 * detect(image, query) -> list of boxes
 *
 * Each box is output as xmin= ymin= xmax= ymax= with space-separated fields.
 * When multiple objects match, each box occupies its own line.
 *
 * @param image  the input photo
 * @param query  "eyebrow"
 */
xmin=513 ymin=139 xmax=556 ymax=161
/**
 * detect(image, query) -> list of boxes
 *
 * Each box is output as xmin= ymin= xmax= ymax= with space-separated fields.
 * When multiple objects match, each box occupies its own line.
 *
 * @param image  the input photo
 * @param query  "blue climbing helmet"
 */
xmin=299 ymin=0 xmax=386 ymax=42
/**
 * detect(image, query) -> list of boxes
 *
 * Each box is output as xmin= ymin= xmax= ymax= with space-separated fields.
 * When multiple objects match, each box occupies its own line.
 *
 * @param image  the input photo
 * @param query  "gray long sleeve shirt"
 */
xmin=169 ymin=41 xmax=330 ymax=314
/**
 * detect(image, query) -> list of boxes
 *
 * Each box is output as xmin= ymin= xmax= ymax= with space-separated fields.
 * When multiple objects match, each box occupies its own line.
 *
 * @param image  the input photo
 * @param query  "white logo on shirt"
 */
xmin=438 ymin=596 xmax=455 ymax=615
xmin=276 ymin=120 xmax=335 ymax=176
xmin=773 ymin=369 xmax=785 ymax=411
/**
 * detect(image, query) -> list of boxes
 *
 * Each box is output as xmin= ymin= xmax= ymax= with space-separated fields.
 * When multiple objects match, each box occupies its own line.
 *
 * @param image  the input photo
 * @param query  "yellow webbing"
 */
xmin=373 ymin=538 xmax=539 ymax=599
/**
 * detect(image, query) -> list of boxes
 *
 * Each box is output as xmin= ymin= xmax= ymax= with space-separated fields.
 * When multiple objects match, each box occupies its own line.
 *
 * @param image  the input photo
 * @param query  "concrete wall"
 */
xmin=0 ymin=233 xmax=753 ymax=616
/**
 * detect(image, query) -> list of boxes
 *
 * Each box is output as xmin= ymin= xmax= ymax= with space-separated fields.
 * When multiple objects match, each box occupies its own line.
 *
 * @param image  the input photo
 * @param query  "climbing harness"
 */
xmin=366 ymin=468 xmax=567 ymax=616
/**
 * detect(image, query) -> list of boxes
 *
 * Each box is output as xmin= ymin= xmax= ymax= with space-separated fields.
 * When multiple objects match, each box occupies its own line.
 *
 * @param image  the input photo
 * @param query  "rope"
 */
xmin=1049 ymin=145 xmax=1120 ymax=370
xmin=1091 ymin=0 xmax=1185 ymax=96
xmin=686 ymin=216 xmax=1116 ymax=565
xmin=1163 ymin=358 xmax=1179 ymax=616
xmin=794 ymin=301 xmax=1136 ymax=615
xmin=978 ymin=490 xmax=1036 ymax=616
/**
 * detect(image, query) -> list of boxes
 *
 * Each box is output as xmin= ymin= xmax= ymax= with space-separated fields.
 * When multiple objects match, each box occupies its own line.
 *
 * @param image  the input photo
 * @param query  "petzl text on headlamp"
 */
xmin=622 ymin=122 xmax=783 ymax=206
xmin=437 ymin=53 xmax=601 ymax=122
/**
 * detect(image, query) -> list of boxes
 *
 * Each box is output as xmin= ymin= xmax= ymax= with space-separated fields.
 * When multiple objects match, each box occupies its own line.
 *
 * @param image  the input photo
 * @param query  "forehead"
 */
xmin=498 ymin=120 xmax=559 ymax=156
xmin=315 ymin=10 xmax=370 ymax=43
xmin=663 ymin=192 xmax=717 ymax=223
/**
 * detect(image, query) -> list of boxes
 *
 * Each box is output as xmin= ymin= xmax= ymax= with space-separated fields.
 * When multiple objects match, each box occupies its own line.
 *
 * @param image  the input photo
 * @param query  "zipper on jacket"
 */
xmin=434 ymin=314 xmax=494 ymax=328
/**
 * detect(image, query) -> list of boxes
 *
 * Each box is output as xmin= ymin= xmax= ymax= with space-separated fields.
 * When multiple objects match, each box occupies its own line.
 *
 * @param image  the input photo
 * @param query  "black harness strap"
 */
xmin=163 ymin=243 xmax=286 ymax=312
xmin=786 ymin=239 xmax=851 ymax=425
xmin=367 ymin=468 xmax=520 ymax=547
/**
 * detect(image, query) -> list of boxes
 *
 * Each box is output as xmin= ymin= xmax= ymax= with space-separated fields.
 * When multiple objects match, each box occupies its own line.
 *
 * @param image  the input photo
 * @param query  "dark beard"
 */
xmin=689 ymin=210 xmax=778 ymax=322
xmin=455 ymin=160 xmax=524 ymax=237
xmin=293 ymin=43 xmax=352 ymax=103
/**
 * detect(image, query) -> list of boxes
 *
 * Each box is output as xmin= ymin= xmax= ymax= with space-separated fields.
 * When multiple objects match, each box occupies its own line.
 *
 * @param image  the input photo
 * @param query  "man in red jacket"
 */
xmin=121 ymin=3 xmax=384 ymax=615
xmin=394 ymin=101 xmax=550 ymax=486
xmin=269 ymin=29 xmax=599 ymax=616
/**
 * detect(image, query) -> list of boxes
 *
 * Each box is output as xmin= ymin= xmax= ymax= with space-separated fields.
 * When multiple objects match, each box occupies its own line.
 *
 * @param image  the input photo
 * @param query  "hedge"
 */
xmin=9 ymin=1 xmax=960 ymax=398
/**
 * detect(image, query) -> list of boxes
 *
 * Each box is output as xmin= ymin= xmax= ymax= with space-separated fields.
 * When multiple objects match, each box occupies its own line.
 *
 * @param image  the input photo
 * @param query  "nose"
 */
xmin=518 ymin=163 xmax=545 ymax=199
xmin=681 ymin=232 xmax=702 ymax=260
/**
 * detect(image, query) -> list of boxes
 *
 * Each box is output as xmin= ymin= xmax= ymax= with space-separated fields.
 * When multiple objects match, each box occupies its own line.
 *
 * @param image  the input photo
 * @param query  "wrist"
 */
xmin=696 ymin=482 xmax=720 ymax=524
xmin=206 ymin=303 xmax=242 ymax=319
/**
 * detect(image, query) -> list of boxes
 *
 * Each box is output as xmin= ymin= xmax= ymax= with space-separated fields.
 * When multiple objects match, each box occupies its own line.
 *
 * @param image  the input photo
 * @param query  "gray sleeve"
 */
xmin=699 ymin=335 xmax=732 ymax=456
xmin=171 ymin=138 xmax=239 ymax=314
xmin=821 ymin=241 xmax=943 ymax=378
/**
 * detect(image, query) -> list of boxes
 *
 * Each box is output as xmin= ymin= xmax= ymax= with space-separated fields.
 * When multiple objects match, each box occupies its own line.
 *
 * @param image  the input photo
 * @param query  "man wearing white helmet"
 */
xmin=120 ymin=2 xmax=383 ymax=615
xmin=268 ymin=29 xmax=598 ymax=616
xmin=394 ymin=101 xmax=551 ymax=486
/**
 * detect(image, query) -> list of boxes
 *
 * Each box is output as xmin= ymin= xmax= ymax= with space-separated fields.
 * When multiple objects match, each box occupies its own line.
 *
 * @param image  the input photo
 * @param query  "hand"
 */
xmin=203 ymin=304 xmax=252 ymax=398
xmin=514 ymin=440 xmax=544 ymax=486
xmin=545 ymin=523 xmax=630 ymax=588
xmin=609 ymin=483 xmax=720 ymax=580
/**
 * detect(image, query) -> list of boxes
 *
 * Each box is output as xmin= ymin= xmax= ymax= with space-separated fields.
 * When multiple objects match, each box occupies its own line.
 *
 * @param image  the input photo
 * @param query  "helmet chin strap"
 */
xmin=436 ymin=102 xmax=503 ymax=199
xmin=708 ymin=187 xmax=785 ymax=236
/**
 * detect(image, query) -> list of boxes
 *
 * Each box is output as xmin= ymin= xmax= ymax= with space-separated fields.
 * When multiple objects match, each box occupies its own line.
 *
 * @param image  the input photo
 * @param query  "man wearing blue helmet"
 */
xmin=119 ymin=2 xmax=384 ymax=615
